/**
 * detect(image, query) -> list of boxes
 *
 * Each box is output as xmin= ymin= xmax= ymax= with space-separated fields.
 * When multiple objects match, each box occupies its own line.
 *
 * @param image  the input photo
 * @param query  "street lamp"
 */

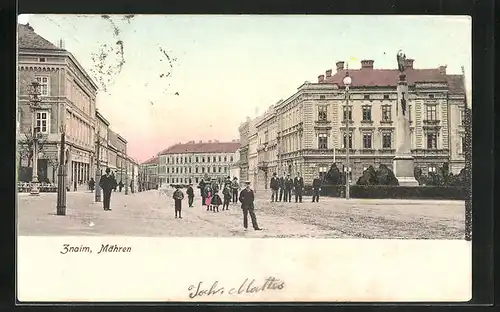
xmin=28 ymin=80 xmax=42 ymax=196
xmin=342 ymin=70 xmax=352 ymax=200
xmin=56 ymin=123 xmax=67 ymax=215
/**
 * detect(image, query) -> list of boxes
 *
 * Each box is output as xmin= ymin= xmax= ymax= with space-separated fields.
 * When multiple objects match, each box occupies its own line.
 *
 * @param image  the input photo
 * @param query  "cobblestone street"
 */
xmin=17 ymin=189 xmax=465 ymax=239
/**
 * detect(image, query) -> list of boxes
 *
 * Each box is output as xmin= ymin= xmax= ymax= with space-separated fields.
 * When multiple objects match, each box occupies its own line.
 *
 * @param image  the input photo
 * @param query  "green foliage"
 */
xmin=356 ymin=164 xmax=399 ymax=186
xmin=324 ymin=163 xmax=342 ymax=185
xmin=415 ymin=162 xmax=467 ymax=187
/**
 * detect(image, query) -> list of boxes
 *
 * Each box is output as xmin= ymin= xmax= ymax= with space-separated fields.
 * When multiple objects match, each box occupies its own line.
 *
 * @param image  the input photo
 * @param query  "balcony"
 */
xmin=257 ymin=161 xmax=268 ymax=170
xmin=411 ymin=149 xmax=449 ymax=157
xmin=341 ymin=119 xmax=354 ymax=125
xmin=360 ymin=148 xmax=376 ymax=154
xmin=423 ymin=119 xmax=441 ymax=125
xmin=380 ymin=119 xmax=393 ymax=125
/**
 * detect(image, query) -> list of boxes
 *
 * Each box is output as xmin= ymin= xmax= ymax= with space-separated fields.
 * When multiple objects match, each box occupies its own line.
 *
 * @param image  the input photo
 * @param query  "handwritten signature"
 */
xmin=188 ymin=277 xmax=285 ymax=298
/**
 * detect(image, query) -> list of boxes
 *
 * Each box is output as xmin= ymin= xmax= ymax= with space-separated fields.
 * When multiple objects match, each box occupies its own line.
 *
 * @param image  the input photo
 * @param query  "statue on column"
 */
xmin=396 ymin=50 xmax=407 ymax=117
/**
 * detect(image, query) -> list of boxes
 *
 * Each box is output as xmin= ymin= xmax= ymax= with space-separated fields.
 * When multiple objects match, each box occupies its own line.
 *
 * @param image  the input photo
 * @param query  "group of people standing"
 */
xmin=270 ymin=172 xmax=323 ymax=203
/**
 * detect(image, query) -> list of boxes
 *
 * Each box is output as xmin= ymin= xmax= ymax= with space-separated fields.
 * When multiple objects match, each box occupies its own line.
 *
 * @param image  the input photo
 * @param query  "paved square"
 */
xmin=17 ymin=189 xmax=465 ymax=239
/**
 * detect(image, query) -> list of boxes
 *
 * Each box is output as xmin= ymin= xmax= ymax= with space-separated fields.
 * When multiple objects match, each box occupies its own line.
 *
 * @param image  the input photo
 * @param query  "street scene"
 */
xmin=16 ymin=15 xmax=471 ymax=239
xmin=18 ymin=188 xmax=465 ymax=239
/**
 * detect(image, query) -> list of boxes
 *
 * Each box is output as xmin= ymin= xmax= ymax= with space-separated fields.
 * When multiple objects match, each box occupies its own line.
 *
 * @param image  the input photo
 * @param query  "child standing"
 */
xmin=222 ymin=184 xmax=231 ymax=211
xmin=204 ymin=184 xmax=213 ymax=211
xmin=173 ymin=186 xmax=184 ymax=219
xmin=211 ymin=191 xmax=223 ymax=212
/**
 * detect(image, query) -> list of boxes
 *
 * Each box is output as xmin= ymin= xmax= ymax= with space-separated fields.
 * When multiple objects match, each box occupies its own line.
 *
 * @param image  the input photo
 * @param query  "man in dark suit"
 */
xmin=294 ymin=172 xmax=304 ymax=203
xmin=270 ymin=172 xmax=279 ymax=202
xmin=312 ymin=175 xmax=322 ymax=203
xmin=239 ymin=181 xmax=262 ymax=231
xmin=284 ymin=174 xmax=293 ymax=202
xmin=278 ymin=173 xmax=285 ymax=202
xmin=99 ymin=167 xmax=117 ymax=211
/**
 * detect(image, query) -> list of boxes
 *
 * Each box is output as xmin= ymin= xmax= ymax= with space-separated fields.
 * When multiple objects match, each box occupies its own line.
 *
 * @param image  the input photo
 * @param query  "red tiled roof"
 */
xmin=321 ymin=68 xmax=447 ymax=87
xmin=159 ymin=142 xmax=240 ymax=155
xmin=446 ymin=74 xmax=466 ymax=95
xmin=141 ymin=156 xmax=158 ymax=165
xmin=18 ymin=24 xmax=64 ymax=50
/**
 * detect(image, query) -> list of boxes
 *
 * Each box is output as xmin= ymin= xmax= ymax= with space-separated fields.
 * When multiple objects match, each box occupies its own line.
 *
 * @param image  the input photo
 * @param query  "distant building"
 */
xmin=157 ymin=140 xmax=240 ymax=185
xmin=242 ymin=59 xmax=467 ymax=187
xmin=17 ymin=23 xmax=98 ymax=185
xmin=139 ymin=156 xmax=159 ymax=190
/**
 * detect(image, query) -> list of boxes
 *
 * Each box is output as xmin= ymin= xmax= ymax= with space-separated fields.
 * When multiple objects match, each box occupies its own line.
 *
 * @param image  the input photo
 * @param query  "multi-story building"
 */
xmin=255 ymin=104 xmax=279 ymax=189
xmin=17 ymin=23 xmax=98 ymax=185
xmin=139 ymin=156 xmax=159 ymax=190
xmin=238 ymin=118 xmax=251 ymax=183
xmin=244 ymin=59 xmax=467 ymax=186
xmin=107 ymin=129 xmax=118 ymax=172
xmin=247 ymin=120 xmax=259 ymax=189
xmin=95 ymin=110 xmax=110 ymax=174
xmin=229 ymin=148 xmax=241 ymax=182
xmin=157 ymin=140 xmax=240 ymax=185
xmin=115 ymin=134 xmax=128 ymax=183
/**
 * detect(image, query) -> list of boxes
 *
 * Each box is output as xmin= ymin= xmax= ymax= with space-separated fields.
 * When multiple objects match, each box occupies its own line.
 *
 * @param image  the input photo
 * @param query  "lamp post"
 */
xmin=124 ymin=153 xmax=129 ymax=195
xmin=342 ymin=69 xmax=352 ymax=200
xmin=95 ymin=130 xmax=102 ymax=202
xmin=29 ymin=80 xmax=42 ymax=196
xmin=56 ymin=124 xmax=67 ymax=215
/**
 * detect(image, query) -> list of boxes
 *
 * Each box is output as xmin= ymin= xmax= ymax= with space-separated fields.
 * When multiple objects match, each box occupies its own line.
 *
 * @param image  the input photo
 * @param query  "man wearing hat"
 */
xmin=99 ymin=167 xmax=118 ymax=211
xmin=186 ymin=183 xmax=195 ymax=207
xmin=238 ymin=181 xmax=262 ymax=231
xmin=231 ymin=177 xmax=240 ymax=203
xmin=269 ymin=172 xmax=280 ymax=202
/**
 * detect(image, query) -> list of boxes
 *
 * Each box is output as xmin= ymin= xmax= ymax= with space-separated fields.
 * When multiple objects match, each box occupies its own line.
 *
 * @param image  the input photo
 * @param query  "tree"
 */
xmin=17 ymin=130 xmax=46 ymax=167
xmin=356 ymin=165 xmax=378 ymax=185
xmin=376 ymin=164 xmax=399 ymax=186
xmin=324 ymin=163 xmax=342 ymax=185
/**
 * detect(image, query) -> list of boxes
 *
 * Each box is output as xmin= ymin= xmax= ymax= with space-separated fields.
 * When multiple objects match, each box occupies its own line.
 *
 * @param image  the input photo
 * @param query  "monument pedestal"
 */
xmin=393 ymin=155 xmax=419 ymax=186
xmin=393 ymin=72 xmax=419 ymax=187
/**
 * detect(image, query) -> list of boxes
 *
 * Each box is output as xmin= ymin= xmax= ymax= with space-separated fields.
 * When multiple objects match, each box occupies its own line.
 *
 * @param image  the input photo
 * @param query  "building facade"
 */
xmin=238 ymin=118 xmax=251 ymax=183
xmin=243 ymin=59 xmax=467 ymax=186
xmin=95 ymin=110 xmax=110 ymax=174
xmin=229 ymin=148 xmax=241 ymax=183
xmin=114 ymin=134 xmax=128 ymax=183
xmin=139 ymin=156 xmax=159 ymax=190
xmin=157 ymin=141 xmax=240 ymax=185
xmin=17 ymin=23 xmax=98 ymax=186
xmin=247 ymin=120 xmax=259 ymax=189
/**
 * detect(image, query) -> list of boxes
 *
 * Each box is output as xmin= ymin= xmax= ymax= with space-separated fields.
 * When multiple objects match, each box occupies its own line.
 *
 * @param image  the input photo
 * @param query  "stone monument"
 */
xmin=393 ymin=50 xmax=419 ymax=186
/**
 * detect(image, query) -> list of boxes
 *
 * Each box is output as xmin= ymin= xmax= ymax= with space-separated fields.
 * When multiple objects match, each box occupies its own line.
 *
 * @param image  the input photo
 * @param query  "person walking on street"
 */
xmin=173 ymin=186 xmax=184 ymax=219
xmin=198 ymin=179 xmax=206 ymax=206
xmin=270 ymin=172 xmax=279 ymax=202
xmin=99 ymin=168 xmax=117 ymax=211
xmin=118 ymin=180 xmax=124 ymax=192
xmin=239 ymin=181 xmax=262 ymax=231
xmin=111 ymin=172 xmax=117 ymax=192
xmin=222 ymin=184 xmax=231 ymax=210
xmin=186 ymin=184 xmax=195 ymax=207
xmin=294 ymin=172 xmax=304 ymax=203
xmin=312 ymin=175 xmax=322 ymax=203
xmin=88 ymin=178 xmax=95 ymax=192
xmin=231 ymin=177 xmax=239 ymax=203
xmin=278 ymin=173 xmax=285 ymax=202
xmin=73 ymin=180 xmax=77 ymax=192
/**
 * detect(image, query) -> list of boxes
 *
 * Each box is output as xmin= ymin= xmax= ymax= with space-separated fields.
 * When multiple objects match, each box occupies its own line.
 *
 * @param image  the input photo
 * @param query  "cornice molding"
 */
xmin=18 ymin=65 xmax=62 ymax=72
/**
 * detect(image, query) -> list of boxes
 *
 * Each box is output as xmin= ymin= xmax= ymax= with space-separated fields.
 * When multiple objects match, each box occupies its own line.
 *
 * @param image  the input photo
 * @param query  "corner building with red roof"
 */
xmin=241 ymin=59 xmax=467 ymax=188
xmin=157 ymin=140 xmax=240 ymax=185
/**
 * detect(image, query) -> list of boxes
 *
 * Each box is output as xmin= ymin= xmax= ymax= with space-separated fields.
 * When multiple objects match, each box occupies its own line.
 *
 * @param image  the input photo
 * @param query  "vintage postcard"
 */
xmin=16 ymin=14 xmax=472 ymax=302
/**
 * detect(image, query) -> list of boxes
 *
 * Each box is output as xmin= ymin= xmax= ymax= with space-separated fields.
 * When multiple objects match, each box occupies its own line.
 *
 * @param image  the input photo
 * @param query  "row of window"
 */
xmin=317 ymin=132 xmax=440 ymax=150
xmin=163 ymin=177 xmax=201 ymax=184
xmin=318 ymin=94 xmax=439 ymax=101
xmin=322 ymin=104 xmax=438 ymax=122
xmin=163 ymin=155 xmax=234 ymax=164
xmin=160 ymin=166 xmax=229 ymax=174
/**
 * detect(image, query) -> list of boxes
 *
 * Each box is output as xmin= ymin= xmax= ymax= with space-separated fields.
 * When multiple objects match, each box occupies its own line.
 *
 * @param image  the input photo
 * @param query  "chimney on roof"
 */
xmin=438 ymin=65 xmax=447 ymax=75
xmin=336 ymin=61 xmax=345 ymax=72
xmin=25 ymin=23 xmax=34 ymax=31
xmin=325 ymin=69 xmax=332 ymax=77
xmin=404 ymin=59 xmax=414 ymax=69
xmin=361 ymin=60 xmax=374 ymax=69
xmin=318 ymin=74 xmax=325 ymax=83
xmin=58 ymin=39 xmax=65 ymax=49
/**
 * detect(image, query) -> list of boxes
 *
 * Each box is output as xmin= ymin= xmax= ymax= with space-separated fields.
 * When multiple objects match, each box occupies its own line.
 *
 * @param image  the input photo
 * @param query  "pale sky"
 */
xmin=18 ymin=15 xmax=472 ymax=162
